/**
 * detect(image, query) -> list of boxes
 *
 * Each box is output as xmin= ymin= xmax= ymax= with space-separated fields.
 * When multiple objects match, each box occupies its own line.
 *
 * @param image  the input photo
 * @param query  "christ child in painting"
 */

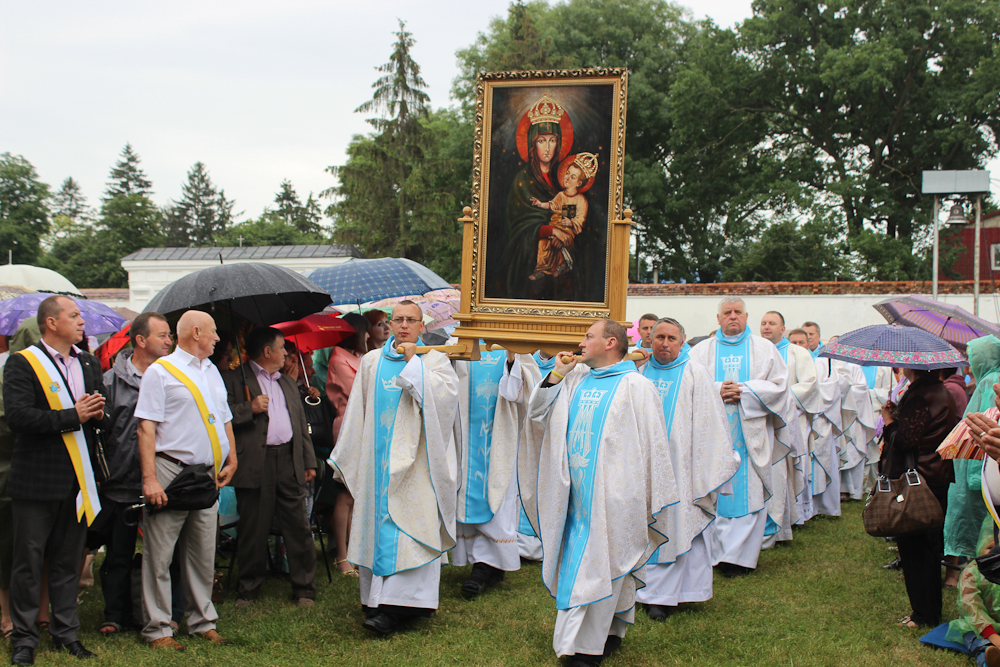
xmin=528 ymin=152 xmax=598 ymax=281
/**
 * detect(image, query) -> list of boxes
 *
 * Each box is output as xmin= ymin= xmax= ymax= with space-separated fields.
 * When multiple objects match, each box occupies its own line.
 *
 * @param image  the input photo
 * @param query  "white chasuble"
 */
xmin=689 ymin=329 xmax=794 ymax=531
xmin=639 ymin=345 xmax=740 ymax=564
xmin=329 ymin=337 xmax=459 ymax=576
xmin=520 ymin=360 xmax=679 ymax=614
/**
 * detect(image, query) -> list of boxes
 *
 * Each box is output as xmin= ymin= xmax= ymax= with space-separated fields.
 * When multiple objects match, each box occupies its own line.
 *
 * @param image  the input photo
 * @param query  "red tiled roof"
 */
xmin=627 ymin=281 xmax=997 ymax=296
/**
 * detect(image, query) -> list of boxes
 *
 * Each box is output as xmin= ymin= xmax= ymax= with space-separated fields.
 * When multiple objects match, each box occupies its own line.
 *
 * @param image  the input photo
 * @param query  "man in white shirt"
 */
xmin=135 ymin=310 xmax=237 ymax=651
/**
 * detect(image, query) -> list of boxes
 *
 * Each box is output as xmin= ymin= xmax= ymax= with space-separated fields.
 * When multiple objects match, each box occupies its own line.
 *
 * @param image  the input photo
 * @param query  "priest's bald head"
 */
xmin=579 ymin=319 xmax=628 ymax=368
xmin=717 ymin=297 xmax=748 ymax=337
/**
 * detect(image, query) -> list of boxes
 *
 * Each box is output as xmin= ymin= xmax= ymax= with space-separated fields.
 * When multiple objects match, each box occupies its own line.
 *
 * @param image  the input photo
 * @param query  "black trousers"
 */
xmin=10 ymin=496 xmax=87 ymax=648
xmin=235 ymin=444 xmax=316 ymax=600
xmin=896 ymin=484 xmax=949 ymax=626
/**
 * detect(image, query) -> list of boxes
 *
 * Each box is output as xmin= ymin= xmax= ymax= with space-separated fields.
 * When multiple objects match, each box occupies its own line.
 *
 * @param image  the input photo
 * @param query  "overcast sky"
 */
xmin=1 ymin=0 xmax=994 ymax=224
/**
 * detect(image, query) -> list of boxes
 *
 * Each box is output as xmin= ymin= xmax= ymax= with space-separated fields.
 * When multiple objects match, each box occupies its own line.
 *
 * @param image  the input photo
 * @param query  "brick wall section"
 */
xmin=627 ymin=281 xmax=998 ymax=296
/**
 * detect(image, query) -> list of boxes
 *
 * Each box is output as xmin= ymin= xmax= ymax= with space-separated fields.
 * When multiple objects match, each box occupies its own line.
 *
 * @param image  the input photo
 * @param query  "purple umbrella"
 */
xmin=873 ymin=294 xmax=1000 ymax=352
xmin=819 ymin=324 xmax=966 ymax=370
xmin=0 ymin=293 xmax=128 ymax=336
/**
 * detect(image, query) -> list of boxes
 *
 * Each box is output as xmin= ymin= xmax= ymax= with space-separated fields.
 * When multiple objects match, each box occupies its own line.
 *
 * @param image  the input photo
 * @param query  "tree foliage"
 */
xmin=0 ymin=153 xmax=50 ymax=265
xmin=104 ymin=143 xmax=153 ymax=198
xmin=164 ymin=162 xmax=234 ymax=246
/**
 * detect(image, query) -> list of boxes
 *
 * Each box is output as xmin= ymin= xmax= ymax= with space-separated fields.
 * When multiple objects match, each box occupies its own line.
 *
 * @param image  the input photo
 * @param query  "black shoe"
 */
xmin=567 ymin=654 xmax=602 ymax=667
xmin=645 ymin=604 xmax=671 ymax=621
xmin=362 ymin=612 xmax=398 ymax=636
xmin=603 ymin=635 xmax=622 ymax=657
xmin=720 ymin=563 xmax=752 ymax=578
xmin=461 ymin=563 xmax=505 ymax=598
xmin=883 ymin=557 xmax=902 ymax=571
xmin=55 ymin=641 xmax=95 ymax=659
xmin=10 ymin=647 xmax=33 ymax=666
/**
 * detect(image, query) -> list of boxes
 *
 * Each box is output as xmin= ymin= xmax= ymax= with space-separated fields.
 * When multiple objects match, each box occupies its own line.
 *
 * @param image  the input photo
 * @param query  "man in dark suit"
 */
xmin=222 ymin=327 xmax=317 ymax=607
xmin=3 ymin=296 xmax=109 ymax=664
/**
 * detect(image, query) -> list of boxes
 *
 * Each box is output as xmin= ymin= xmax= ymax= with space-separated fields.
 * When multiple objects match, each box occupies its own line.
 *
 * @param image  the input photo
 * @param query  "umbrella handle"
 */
xmin=244 ymin=386 xmax=252 ymax=402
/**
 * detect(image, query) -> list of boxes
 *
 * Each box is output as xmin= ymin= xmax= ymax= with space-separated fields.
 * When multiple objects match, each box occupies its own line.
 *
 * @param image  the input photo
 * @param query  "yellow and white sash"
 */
xmin=983 ymin=457 xmax=1000 ymax=528
xmin=154 ymin=359 xmax=224 ymax=475
xmin=18 ymin=347 xmax=102 ymax=525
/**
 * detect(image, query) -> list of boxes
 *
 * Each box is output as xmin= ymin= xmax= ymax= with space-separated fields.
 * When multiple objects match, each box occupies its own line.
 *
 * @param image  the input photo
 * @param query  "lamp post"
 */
xmin=921 ymin=170 xmax=991 ymax=309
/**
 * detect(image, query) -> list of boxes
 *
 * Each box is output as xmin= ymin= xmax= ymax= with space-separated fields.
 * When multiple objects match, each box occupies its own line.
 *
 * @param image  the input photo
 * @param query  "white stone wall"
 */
xmin=624 ymin=292 xmax=1000 ymax=340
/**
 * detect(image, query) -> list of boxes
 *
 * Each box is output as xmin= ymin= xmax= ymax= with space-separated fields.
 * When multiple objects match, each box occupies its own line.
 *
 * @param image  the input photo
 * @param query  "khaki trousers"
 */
xmin=141 ymin=457 xmax=218 ymax=642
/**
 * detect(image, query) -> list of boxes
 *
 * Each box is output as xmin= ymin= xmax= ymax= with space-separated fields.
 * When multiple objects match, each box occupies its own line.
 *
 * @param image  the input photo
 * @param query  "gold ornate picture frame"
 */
xmin=452 ymin=68 xmax=631 ymax=359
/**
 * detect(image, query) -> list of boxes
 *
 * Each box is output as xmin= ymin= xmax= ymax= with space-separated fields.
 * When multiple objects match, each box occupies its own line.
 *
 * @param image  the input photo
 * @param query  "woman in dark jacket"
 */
xmin=880 ymin=367 xmax=958 ymax=628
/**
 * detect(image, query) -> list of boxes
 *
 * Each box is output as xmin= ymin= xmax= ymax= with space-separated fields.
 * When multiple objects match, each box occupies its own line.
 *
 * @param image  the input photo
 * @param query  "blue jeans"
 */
xmin=964 ymin=632 xmax=992 ymax=667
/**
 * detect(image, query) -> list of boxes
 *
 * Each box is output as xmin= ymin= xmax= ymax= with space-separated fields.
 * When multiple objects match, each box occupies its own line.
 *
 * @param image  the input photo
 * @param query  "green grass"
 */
xmin=53 ymin=503 xmax=970 ymax=666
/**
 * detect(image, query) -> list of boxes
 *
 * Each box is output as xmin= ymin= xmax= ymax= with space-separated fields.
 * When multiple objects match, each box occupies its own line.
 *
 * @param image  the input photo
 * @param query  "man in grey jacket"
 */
xmin=92 ymin=312 xmax=172 ymax=634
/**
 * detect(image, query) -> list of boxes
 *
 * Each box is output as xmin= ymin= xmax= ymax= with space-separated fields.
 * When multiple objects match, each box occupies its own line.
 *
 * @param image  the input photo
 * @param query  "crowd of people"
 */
xmin=3 ymin=293 xmax=1000 ymax=665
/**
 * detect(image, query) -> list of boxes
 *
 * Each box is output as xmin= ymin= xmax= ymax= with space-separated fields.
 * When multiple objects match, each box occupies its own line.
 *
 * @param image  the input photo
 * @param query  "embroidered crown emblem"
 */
xmin=578 ymin=387 xmax=607 ymax=407
xmin=527 ymin=94 xmax=564 ymax=125
xmin=381 ymin=376 xmax=402 ymax=392
xmin=478 ymin=354 xmax=502 ymax=367
xmin=573 ymin=152 xmax=599 ymax=179
xmin=722 ymin=355 xmax=742 ymax=380
xmin=652 ymin=378 xmax=674 ymax=398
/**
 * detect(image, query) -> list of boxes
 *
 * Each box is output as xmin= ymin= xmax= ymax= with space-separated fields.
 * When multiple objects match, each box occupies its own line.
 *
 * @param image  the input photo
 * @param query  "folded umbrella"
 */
xmin=95 ymin=323 xmax=132 ymax=372
xmin=145 ymin=463 xmax=220 ymax=515
xmin=819 ymin=323 xmax=966 ymax=370
xmin=0 ymin=293 xmax=129 ymax=336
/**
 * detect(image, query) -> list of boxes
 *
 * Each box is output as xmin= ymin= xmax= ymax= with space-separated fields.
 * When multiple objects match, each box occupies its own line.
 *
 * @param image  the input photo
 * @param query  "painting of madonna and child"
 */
xmin=482 ymin=80 xmax=622 ymax=305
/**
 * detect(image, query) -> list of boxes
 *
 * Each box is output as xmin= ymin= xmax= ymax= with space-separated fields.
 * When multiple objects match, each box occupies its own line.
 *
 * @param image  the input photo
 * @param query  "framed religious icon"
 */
xmin=451 ymin=68 xmax=631 ymax=359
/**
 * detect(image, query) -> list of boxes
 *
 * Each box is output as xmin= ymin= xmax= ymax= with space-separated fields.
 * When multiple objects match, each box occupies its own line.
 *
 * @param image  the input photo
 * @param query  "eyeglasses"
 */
xmin=391 ymin=317 xmax=421 ymax=325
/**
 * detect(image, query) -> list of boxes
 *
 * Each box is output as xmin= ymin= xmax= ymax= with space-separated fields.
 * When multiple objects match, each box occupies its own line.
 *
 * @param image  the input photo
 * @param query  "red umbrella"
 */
xmin=95 ymin=323 xmax=131 ymax=372
xmin=272 ymin=314 xmax=354 ymax=354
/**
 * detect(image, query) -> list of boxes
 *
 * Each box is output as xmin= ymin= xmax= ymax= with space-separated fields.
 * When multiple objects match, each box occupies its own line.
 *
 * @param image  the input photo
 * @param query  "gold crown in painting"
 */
xmin=573 ymin=152 xmax=599 ymax=179
xmin=527 ymin=95 xmax=564 ymax=125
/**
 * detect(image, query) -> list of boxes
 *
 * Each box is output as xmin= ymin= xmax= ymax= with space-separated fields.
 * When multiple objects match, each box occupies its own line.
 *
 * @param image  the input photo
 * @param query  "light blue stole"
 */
xmin=371 ymin=336 xmax=411 ymax=576
xmin=641 ymin=344 xmax=689 ymax=563
xmin=556 ymin=360 xmax=636 ymax=609
xmin=861 ymin=365 xmax=877 ymax=389
xmin=809 ymin=342 xmax=824 ymax=359
xmin=518 ymin=504 xmax=536 ymax=536
xmin=463 ymin=345 xmax=506 ymax=523
xmin=640 ymin=343 xmax=690 ymax=437
xmin=776 ymin=337 xmax=790 ymax=363
xmin=713 ymin=328 xmax=754 ymax=519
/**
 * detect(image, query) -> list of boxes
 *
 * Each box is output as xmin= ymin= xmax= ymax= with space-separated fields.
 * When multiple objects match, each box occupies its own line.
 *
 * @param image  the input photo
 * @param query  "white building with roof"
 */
xmin=120 ymin=244 xmax=364 ymax=311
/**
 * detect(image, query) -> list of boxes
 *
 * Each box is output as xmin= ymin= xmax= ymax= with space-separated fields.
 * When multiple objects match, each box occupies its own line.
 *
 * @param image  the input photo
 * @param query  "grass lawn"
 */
xmin=49 ymin=502 xmax=970 ymax=666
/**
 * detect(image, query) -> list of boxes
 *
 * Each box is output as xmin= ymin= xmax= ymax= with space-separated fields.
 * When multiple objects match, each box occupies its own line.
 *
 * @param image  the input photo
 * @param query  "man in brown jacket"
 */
xmin=222 ymin=327 xmax=318 ymax=607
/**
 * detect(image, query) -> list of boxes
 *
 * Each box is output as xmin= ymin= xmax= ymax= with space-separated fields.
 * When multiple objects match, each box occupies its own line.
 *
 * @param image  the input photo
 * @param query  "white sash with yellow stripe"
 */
xmin=154 ymin=359 xmax=225 ymax=475
xmin=18 ymin=347 xmax=102 ymax=525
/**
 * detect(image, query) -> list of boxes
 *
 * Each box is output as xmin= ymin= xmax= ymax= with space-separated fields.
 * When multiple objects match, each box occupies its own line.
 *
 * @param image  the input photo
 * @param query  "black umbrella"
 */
xmin=144 ymin=262 xmax=332 ymax=400
xmin=143 ymin=262 xmax=332 ymax=325
xmin=145 ymin=464 xmax=220 ymax=515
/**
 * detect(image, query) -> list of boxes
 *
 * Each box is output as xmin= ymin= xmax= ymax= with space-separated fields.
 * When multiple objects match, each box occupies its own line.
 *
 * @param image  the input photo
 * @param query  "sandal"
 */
xmin=98 ymin=621 xmax=122 ymax=635
xmin=897 ymin=616 xmax=919 ymax=629
xmin=335 ymin=559 xmax=359 ymax=577
xmin=2 ymin=627 xmax=11 ymax=641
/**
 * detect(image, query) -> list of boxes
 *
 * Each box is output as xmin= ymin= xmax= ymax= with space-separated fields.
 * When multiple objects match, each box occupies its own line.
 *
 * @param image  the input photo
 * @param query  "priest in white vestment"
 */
xmin=690 ymin=297 xmax=794 ymax=577
xmin=861 ymin=365 xmax=892 ymax=491
xmin=328 ymin=302 xmax=460 ymax=636
xmin=633 ymin=317 xmax=739 ymax=621
xmin=759 ymin=314 xmax=821 ymax=543
xmin=520 ymin=320 xmax=678 ymax=666
xmin=451 ymin=346 xmax=537 ymax=596
xmin=515 ymin=352 xmax=549 ymax=561
xmin=823 ymin=337 xmax=876 ymax=501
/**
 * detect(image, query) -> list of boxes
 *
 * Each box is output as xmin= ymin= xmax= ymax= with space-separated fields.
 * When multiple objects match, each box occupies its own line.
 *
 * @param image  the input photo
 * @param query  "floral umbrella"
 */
xmin=818 ymin=323 xmax=965 ymax=370
xmin=873 ymin=294 xmax=1000 ymax=352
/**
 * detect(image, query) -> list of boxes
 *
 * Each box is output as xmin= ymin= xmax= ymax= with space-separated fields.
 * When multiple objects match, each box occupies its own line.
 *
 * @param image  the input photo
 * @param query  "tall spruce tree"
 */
xmin=104 ymin=143 xmax=153 ymax=198
xmin=164 ymin=162 xmax=233 ymax=246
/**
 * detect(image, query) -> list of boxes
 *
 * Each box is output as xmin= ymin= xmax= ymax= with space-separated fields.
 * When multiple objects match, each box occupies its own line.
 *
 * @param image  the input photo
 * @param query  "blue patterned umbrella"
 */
xmin=0 ymin=293 xmax=128 ymax=336
xmin=304 ymin=258 xmax=452 ymax=306
xmin=818 ymin=324 xmax=965 ymax=370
